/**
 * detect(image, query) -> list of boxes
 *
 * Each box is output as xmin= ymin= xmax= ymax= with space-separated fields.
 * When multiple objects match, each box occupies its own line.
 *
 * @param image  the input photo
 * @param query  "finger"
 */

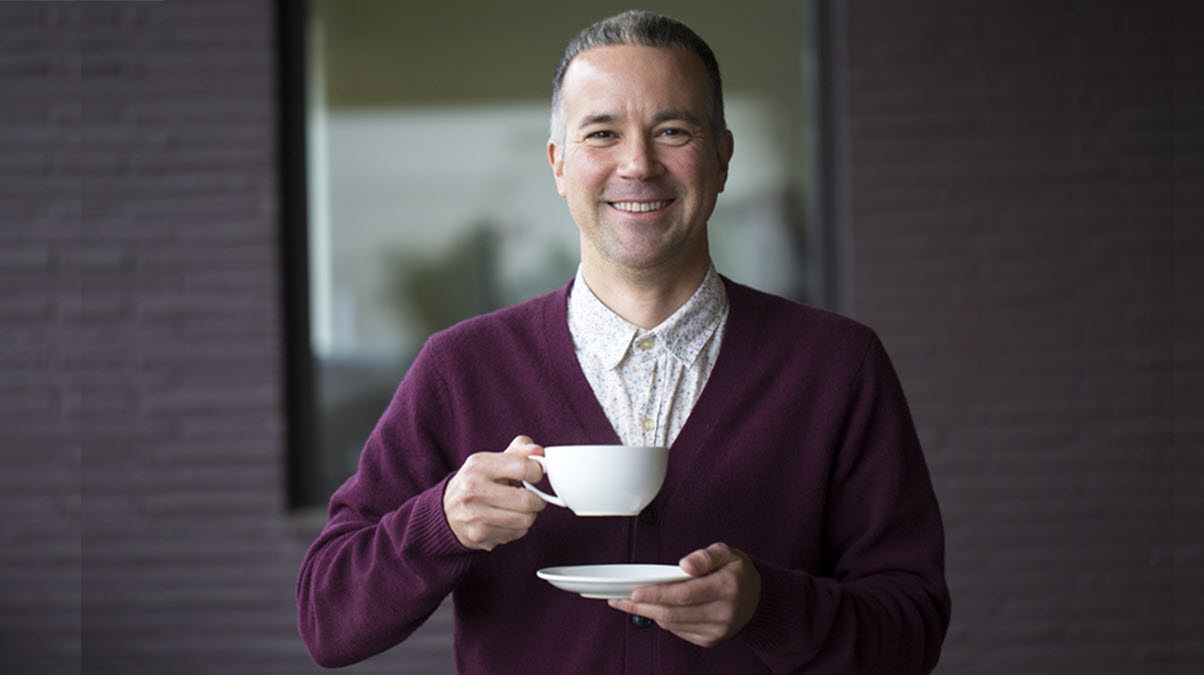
xmin=453 ymin=516 xmax=537 ymax=551
xmin=454 ymin=473 xmax=546 ymax=513
xmin=463 ymin=503 xmax=541 ymax=532
xmin=505 ymin=455 xmax=544 ymax=486
xmin=628 ymin=554 xmax=748 ymax=607
xmin=663 ymin=625 xmax=728 ymax=649
xmin=482 ymin=481 xmax=548 ymax=513
xmin=608 ymin=599 xmax=730 ymax=635
xmin=445 ymin=488 xmax=544 ymax=550
xmin=502 ymin=438 xmax=545 ymax=482
xmin=450 ymin=457 xmax=546 ymax=512
xmin=679 ymin=543 xmax=735 ymax=576
xmin=629 ymin=576 xmax=712 ymax=606
xmin=504 ymin=435 xmax=544 ymax=456
xmin=609 ymin=598 xmax=738 ymax=648
xmin=462 ymin=451 xmax=542 ymax=485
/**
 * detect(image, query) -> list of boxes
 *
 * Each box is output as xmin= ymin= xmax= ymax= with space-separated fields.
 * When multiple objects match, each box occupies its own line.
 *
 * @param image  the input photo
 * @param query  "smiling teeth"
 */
xmin=612 ymin=201 xmax=669 ymax=213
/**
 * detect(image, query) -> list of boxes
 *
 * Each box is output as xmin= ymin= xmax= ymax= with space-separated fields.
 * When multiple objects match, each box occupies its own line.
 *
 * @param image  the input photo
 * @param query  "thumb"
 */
xmin=504 ymin=435 xmax=544 ymax=457
xmin=680 ymin=543 xmax=734 ymax=576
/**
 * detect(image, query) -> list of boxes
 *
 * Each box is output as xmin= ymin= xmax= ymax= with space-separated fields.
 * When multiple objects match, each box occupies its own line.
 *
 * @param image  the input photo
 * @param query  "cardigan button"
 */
xmin=631 ymin=615 xmax=654 ymax=628
xmin=638 ymin=505 xmax=658 ymax=526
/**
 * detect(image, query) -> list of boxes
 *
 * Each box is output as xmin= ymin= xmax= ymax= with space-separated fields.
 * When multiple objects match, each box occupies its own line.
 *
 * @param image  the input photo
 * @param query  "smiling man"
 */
xmin=298 ymin=11 xmax=950 ymax=674
xmin=550 ymin=41 xmax=733 ymax=329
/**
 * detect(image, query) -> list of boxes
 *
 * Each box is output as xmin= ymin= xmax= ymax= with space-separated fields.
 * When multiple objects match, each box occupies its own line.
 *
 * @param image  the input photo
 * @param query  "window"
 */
xmin=284 ymin=0 xmax=829 ymax=508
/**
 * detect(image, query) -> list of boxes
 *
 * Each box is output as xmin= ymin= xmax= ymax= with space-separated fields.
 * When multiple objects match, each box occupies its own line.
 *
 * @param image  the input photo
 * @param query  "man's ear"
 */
xmin=548 ymin=140 xmax=567 ymax=197
xmin=716 ymin=130 xmax=734 ymax=193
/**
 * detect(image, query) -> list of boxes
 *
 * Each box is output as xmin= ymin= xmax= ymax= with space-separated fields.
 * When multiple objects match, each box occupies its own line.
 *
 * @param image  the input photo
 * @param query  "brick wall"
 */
xmin=835 ymin=1 xmax=1202 ymax=672
xmin=3 ymin=1 xmax=1199 ymax=673
xmin=3 ymin=2 xmax=450 ymax=673
xmin=3 ymin=3 xmax=84 ymax=671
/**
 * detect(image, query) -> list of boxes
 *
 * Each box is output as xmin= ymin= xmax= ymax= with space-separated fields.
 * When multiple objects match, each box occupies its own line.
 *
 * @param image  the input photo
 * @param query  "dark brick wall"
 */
xmin=3 ymin=3 xmax=85 ymax=672
xmin=835 ymin=0 xmax=1202 ymax=672
xmin=3 ymin=1 xmax=1198 ymax=673
xmin=3 ymin=2 xmax=450 ymax=673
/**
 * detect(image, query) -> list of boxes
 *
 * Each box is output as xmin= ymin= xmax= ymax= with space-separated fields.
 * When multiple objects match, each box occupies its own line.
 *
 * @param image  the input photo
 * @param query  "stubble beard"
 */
xmin=584 ymin=212 xmax=706 ymax=284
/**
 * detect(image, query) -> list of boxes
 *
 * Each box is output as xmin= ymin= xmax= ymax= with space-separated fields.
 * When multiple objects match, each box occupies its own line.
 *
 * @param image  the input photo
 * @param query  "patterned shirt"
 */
xmin=566 ymin=265 xmax=729 ymax=447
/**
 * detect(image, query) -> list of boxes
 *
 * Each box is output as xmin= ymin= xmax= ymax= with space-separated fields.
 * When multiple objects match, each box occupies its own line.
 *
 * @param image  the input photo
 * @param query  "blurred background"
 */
xmin=4 ymin=0 xmax=1200 ymax=673
xmin=300 ymin=0 xmax=821 ymax=508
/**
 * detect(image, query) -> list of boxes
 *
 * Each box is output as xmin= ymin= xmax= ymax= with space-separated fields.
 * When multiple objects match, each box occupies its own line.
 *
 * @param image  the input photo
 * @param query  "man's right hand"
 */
xmin=442 ymin=435 xmax=547 ymax=551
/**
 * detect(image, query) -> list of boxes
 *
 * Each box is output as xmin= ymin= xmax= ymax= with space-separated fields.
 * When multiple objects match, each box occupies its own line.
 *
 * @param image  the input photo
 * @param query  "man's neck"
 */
xmin=578 ymin=258 xmax=712 ymax=330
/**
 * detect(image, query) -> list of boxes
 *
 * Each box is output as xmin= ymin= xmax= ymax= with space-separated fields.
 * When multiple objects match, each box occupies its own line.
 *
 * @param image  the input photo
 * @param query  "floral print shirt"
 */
xmin=567 ymin=265 xmax=728 ymax=448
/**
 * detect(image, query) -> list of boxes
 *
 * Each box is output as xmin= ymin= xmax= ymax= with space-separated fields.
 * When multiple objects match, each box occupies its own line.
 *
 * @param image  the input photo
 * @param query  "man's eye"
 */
xmin=657 ymin=128 xmax=692 ymax=143
xmin=587 ymin=130 xmax=615 ymax=140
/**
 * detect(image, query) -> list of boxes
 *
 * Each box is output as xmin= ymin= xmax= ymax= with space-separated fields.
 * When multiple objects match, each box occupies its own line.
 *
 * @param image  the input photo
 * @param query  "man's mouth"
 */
xmin=609 ymin=200 xmax=673 ymax=213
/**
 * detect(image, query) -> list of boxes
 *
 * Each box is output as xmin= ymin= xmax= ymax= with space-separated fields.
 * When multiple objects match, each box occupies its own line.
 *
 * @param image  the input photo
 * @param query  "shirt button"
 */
xmin=636 ymin=336 xmax=656 ymax=351
xmin=639 ymin=505 xmax=658 ymax=526
xmin=632 ymin=615 xmax=654 ymax=628
xmin=640 ymin=416 xmax=655 ymax=432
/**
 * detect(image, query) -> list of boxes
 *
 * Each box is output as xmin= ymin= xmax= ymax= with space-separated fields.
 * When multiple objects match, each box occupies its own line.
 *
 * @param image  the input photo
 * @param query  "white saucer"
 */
xmin=537 ymin=564 xmax=692 ymax=599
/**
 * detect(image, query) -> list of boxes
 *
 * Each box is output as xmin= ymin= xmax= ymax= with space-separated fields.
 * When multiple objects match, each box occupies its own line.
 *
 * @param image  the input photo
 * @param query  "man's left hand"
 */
xmin=608 ymin=543 xmax=762 ymax=648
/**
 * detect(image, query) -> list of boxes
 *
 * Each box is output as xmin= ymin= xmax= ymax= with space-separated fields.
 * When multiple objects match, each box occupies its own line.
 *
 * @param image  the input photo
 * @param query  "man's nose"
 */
xmin=616 ymin=136 xmax=663 ymax=180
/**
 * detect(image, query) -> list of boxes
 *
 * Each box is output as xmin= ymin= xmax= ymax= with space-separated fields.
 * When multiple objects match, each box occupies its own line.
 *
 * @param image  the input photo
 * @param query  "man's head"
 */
xmin=549 ymin=10 xmax=726 ymax=153
xmin=546 ymin=13 xmax=734 ymax=287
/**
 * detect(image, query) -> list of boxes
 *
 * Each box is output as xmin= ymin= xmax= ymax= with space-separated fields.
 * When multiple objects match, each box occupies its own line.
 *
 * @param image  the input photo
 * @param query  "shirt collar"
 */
xmin=568 ymin=265 xmax=728 ymax=370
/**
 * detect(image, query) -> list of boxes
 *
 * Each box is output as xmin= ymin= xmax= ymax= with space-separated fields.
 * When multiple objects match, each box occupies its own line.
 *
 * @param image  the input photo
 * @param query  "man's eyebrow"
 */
xmin=576 ymin=113 xmax=617 ymax=129
xmin=653 ymin=109 xmax=703 ymax=127
xmin=574 ymin=110 xmax=704 ymax=129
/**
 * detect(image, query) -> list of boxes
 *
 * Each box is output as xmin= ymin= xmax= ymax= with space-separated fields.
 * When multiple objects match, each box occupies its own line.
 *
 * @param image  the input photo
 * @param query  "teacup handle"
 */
xmin=522 ymin=456 xmax=566 ymax=508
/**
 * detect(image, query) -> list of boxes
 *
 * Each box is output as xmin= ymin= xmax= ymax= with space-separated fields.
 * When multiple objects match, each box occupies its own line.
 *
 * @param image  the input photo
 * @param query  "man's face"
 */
xmin=548 ymin=45 xmax=733 ymax=280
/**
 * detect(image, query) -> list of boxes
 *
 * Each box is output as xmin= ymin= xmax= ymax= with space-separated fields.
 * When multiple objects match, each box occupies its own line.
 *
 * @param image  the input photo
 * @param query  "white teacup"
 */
xmin=523 ymin=445 xmax=668 ymax=516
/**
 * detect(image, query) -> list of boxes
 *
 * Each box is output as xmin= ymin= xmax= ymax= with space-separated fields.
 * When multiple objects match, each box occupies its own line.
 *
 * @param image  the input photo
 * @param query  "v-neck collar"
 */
xmin=536 ymin=277 xmax=761 ymax=486
xmin=538 ymin=280 xmax=622 ymax=445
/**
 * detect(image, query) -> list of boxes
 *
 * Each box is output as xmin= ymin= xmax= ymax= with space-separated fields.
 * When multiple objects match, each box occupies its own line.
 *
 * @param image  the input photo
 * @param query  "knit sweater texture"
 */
xmin=297 ymin=278 xmax=950 ymax=674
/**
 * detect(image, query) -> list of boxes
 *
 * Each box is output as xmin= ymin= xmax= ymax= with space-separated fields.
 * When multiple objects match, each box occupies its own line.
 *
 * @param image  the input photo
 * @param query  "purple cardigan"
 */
xmin=297 ymin=278 xmax=950 ymax=673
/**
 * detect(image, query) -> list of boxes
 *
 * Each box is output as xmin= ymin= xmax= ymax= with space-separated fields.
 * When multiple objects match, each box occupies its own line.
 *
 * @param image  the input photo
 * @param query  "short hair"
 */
xmin=549 ymin=10 xmax=726 ymax=151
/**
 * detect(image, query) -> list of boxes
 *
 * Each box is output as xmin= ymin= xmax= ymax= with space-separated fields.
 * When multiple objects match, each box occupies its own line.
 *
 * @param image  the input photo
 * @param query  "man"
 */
xmin=298 ymin=11 xmax=950 ymax=674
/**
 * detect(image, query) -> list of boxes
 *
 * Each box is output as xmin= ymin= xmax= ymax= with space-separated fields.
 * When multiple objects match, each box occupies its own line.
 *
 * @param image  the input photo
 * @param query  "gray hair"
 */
xmin=549 ymin=10 xmax=726 ymax=151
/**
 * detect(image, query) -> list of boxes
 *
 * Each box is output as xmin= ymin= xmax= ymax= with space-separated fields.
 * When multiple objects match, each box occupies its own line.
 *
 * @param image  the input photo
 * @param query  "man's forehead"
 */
xmin=560 ymin=46 xmax=708 ymax=118
xmin=564 ymin=43 xmax=702 ymax=78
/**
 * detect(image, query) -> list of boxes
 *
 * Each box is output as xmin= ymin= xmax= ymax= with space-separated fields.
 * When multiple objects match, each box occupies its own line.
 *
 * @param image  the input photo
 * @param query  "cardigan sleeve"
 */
xmin=737 ymin=335 xmax=951 ymax=674
xmin=296 ymin=340 xmax=484 ymax=668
